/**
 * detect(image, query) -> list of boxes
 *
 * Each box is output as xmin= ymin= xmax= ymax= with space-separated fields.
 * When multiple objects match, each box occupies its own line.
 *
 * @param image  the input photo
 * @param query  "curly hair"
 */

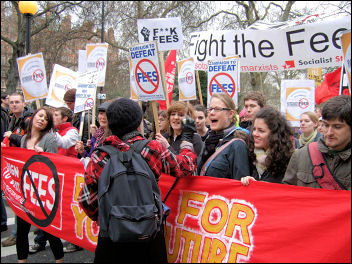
xmin=248 ymin=107 xmax=293 ymax=179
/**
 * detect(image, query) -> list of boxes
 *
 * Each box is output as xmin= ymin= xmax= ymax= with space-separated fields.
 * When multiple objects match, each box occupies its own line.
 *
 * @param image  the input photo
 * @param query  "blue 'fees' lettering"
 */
xmin=211 ymin=83 xmax=233 ymax=93
xmin=137 ymin=71 xmax=158 ymax=83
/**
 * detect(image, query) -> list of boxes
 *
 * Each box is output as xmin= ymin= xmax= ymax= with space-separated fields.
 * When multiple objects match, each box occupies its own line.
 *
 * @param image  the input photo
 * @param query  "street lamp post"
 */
xmin=19 ymin=1 xmax=38 ymax=55
xmin=18 ymin=1 xmax=39 ymax=108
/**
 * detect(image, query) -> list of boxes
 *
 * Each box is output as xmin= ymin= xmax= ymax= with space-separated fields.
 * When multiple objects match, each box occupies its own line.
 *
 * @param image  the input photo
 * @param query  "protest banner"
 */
xmin=190 ymin=16 xmax=350 ymax=72
xmin=207 ymin=56 xmax=239 ymax=106
xmin=178 ymin=58 xmax=197 ymax=101
xmin=73 ymin=71 xmax=98 ymax=114
xmin=137 ymin=17 xmax=183 ymax=51
xmin=281 ymin=80 xmax=315 ymax=127
xmin=157 ymin=50 xmax=177 ymax=110
xmin=86 ymin=43 xmax=108 ymax=87
xmin=16 ymin=52 xmax=48 ymax=102
xmin=339 ymin=30 xmax=351 ymax=92
xmin=45 ymin=64 xmax=78 ymax=108
xmin=1 ymin=147 xmax=350 ymax=262
xmin=78 ymin=50 xmax=87 ymax=74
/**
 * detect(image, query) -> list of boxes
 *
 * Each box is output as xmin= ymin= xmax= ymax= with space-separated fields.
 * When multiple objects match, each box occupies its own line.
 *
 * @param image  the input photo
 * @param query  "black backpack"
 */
xmin=97 ymin=139 xmax=163 ymax=243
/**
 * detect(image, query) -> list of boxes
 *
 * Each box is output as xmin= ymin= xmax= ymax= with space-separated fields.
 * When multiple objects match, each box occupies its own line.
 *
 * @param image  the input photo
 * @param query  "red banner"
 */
xmin=315 ymin=67 xmax=341 ymax=105
xmin=1 ymin=147 xmax=351 ymax=262
xmin=157 ymin=50 xmax=177 ymax=110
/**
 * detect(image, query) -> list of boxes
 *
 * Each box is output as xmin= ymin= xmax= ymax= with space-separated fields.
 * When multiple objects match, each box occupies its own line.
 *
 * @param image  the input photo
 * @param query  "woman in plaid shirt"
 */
xmin=78 ymin=98 xmax=197 ymax=263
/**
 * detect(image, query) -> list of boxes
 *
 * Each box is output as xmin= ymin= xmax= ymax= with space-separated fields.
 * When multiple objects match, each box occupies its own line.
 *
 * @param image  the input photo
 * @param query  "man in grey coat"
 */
xmin=283 ymin=95 xmax=351 ymax=190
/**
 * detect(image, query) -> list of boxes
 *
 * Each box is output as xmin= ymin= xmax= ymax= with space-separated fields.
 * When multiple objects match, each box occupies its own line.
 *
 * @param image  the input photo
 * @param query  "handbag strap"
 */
xmin=200 ymin=138 xmax=245 ymax=176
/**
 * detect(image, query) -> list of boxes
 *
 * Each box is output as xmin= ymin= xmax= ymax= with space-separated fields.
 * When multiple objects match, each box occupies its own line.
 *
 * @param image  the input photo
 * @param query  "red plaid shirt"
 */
xmin=78 ymin=135 xmax=197 ymax=221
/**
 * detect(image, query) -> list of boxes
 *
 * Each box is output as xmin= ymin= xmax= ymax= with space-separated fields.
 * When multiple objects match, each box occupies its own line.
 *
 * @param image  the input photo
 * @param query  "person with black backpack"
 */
xmin=78 ymin=98 xmax=198 ymax=263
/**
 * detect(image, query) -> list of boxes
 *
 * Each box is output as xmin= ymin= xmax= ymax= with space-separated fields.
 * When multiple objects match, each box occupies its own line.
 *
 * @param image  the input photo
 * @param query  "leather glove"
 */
xmin=181 ymin=115 xmax=196 ymax=143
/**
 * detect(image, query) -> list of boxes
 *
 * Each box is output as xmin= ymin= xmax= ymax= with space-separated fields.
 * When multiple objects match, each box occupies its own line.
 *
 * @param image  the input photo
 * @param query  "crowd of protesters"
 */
xmin=1 ymin=89 xmax=350 ymax=262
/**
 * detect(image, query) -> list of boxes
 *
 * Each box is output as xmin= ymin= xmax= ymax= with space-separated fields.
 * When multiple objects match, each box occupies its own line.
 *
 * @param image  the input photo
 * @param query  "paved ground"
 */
xmin=1 ymin=194 xmax=94 ymax=263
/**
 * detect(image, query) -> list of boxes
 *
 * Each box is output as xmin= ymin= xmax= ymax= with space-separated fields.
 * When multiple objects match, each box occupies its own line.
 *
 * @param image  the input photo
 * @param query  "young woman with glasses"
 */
xmin=197 ymin=93 xmax=250 ymax=179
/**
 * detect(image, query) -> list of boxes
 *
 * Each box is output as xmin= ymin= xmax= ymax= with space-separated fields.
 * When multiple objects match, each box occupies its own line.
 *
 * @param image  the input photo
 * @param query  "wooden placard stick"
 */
xmin=35 ymin=99 xmax=41 ymax=110
xmin=138 ymin=101 xmax=145 ymax=137
xmin=87 ymin=109 xmax=91 ymax=140
xmin=195 ymin=70 xmax=203 ymax=106
xmin=152 ymin=101 xmax=160 ymax=134
xmin=158 ymin=51 xmax=170 ymax=109
xmin=79 ymin=110 xmax=86 ymax=140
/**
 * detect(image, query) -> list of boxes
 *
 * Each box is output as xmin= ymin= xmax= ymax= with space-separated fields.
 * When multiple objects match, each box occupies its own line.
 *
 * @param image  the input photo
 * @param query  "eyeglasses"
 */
xmin=206 ymin=107 xmax=231 ymax=113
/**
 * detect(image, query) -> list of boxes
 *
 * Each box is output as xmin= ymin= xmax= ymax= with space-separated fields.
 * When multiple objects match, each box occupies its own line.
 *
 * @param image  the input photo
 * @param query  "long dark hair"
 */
xmin=248 ymin=107 xmax=293 ymax=178
xmin=24 ymin=107 xmax=54 ymax=148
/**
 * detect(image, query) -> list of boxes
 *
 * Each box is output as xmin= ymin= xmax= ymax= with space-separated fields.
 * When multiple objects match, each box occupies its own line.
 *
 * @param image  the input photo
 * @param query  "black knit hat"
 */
xmin=106 ymin=98 xmax=143 ymax=137
xmin=97 ymin=101 xmax=111 ymax=112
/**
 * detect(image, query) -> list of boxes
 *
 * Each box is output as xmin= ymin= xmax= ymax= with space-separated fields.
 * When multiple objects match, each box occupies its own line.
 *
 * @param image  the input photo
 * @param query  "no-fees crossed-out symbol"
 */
xmin=208 ymin=72 xmax=236 ymax=98
xmin=186 ymin=72 xmax=194 ymax=84
xmin=32 ymin=69 xmax=44 ymax=83
xmin=135 ymin=59 xmax=160 ymax=94
xmin=84 ymin=98 xmax=95 ymax=110
xmin=298 ymin=98 xmax=309 ymax=109
xmin=96 ymin=57 xmax=105 ymax=71
xmin=20 ymin=155 xmax=60 ymax=227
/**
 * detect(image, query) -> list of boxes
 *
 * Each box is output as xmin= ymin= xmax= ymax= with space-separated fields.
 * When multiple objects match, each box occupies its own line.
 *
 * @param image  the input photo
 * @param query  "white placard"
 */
xmin=207 ymin=56 xmax=239 ymax=107
xmin=280 ymin=79 xmax=315 ymax=127
xmin=73 ymin=71 xmax=99 ymax=113
xmin=16 ymin=52 xmax=48 ymax=102
xmin=137 ymin=17 xmax=183 ymax=51
xmin=178 ymin=58 xmax=196 ymax=101
xmin=129 ymin=41 xmax=165 ymax=101
xmin=45 ymin=64 xmax=78 ymax=107
xmin=190 ymin=16 xmax=350 ymax=72
xmin=86 ymin=43 xmax=108 ymax=86
xmin=78 ymin=50 xmax=87 ymax=74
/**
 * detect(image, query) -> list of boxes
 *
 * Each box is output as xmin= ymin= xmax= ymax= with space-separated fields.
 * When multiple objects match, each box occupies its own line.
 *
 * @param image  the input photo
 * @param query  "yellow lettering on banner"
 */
xmin=181 ymin=229 xmax=195 ymax=263
xmin=86 ymin=218 xmax=98 ymax=243
xmin=228 ymin=242 xmax=249 ymax=263
xmin=74 ymin=176 xmax=84 ymax=201
xmin=71 ymin=204 xmax=86 ymax=239
xmin=201 ymin=198 xmax=229 ymax=233
xmin=177 ymin=192 xmax=206 ymax=224
xmin=200 ymin=237 xmax=212 ymax=263
xmin=208 ymin=238 xmax=227 ymax=263
xmin=165 ymin=225 xmax=182 ymax=262
xmin=225 ymin=203 xmax=255 ymax=245
xmin=191 ymin=232 xmax=202 ymax=263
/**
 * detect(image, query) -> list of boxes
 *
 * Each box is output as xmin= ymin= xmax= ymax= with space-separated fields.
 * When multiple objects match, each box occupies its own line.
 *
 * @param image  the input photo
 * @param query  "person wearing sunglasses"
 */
xmin=197 ymin=93 xmax=250 ymax=180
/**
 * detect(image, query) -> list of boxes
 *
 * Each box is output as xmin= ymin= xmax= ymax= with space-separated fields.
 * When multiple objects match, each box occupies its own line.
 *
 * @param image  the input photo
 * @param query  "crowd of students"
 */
xmin=1 ymin=90 xmax=351 ymax=263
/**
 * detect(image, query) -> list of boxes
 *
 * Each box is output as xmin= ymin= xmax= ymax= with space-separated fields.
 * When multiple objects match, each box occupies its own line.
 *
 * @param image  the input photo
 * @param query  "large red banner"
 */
xmin=1 ymin=147 xmax=351 ymax=262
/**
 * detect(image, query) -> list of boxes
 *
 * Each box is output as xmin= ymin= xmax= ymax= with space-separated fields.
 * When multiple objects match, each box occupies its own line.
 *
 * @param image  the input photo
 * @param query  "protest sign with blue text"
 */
xmin=137 ymin=17 xmax=183 ymax=51
xmin=207 ymin=56 xmax=239 ymax=106
xmin=129 ymin=41 xmax=165 ymax=101
xmin=73 ymin=71 xmax=98 ymax=114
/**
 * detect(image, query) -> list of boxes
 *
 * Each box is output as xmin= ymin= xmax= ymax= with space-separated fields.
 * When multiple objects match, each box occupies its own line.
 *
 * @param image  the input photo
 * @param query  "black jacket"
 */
xmin=1 ymin=106 xmax=10 ymax=142
xmin=8 ymin=106 xmax=33 ymax=147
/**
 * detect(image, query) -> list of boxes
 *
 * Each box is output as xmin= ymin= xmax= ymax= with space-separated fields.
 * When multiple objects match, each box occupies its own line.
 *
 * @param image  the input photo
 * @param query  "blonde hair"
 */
xmin=210 ymin=93 xmax=237 ymax=124
xmin=301 ymin=111 xmax=319 ymax=127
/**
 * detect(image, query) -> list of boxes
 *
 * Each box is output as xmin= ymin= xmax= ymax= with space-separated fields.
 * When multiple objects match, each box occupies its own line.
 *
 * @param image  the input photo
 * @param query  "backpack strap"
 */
xmin=200 ymin=138 xmax=245 ymax=176
xmin=307 ymin=142 xmax=345 ymax=190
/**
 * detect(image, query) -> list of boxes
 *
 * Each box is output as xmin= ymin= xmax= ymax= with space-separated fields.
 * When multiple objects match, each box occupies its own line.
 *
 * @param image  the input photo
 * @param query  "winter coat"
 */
xmin=1 ymin=106 xmax=10 ymax=142
xmin=8 ymin=106 xmax=33 ymax=147
xmin=197 ymin=125 xmax=250 ymax=180
xmin=283 ymin=138 xmax=351 ymax=190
